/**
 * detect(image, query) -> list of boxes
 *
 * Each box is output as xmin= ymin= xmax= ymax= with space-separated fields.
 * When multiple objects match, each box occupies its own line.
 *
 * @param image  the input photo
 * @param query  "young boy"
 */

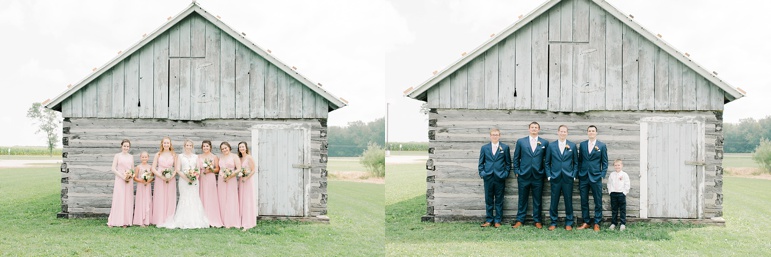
xmin=607 ymin=159 xmax=631 ymax=231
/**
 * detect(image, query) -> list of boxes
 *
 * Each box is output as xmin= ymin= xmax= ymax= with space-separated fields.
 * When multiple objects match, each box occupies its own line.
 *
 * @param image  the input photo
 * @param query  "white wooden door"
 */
xmin=645 ymin=121 xmax=701 ymax=218
xmin=253 ymin=126 xmax=308 ymax=216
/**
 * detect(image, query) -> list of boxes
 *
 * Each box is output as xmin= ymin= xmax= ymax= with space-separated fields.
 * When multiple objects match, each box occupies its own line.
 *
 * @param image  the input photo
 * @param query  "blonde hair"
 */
xmin=159 ymin=137 xmax=175 ymax=153
xmin=140 ymin=151 xmax=149 ymax=158
xmin=614 ymin=159 xmax=623 ymax=165
xmin=184 ymin=139 xmax=195 ymax=154
xmin=489 ymin=128 xmax=500 ymax=135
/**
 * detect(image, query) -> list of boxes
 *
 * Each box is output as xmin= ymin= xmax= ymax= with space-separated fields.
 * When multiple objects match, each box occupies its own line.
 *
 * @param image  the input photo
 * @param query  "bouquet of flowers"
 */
xmin=141 ymin=170 xmax=154 ymax=182
xmin=124 ymin=168 xmax=135 ymax=182
xmin=162 ymin=169 xmax=174 ymax=183
xmin=238 ymin=168 xmax=252 ymax=182
xmin=185 ymin=168 xmax=200 ymax=185
xmin=222 ymin=168 xmax=233 ymax=180
xmin=202 ymin=159 xmax=214 ymax=173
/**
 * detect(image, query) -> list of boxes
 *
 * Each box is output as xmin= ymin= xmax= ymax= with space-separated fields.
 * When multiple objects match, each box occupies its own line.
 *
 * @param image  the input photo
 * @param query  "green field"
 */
xmin=386 ymin=159 xmax=771 ymax=256
xmin=723 ymin=153 xmax=759 ymax=168
xmin=0 ymin=164 xmax=384 ymax=256
xmin=386 ymin=151 xmax=426 ymax=157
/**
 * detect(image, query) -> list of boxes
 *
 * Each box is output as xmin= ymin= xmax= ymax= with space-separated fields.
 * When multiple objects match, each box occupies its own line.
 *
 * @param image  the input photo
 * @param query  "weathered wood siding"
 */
xmin=425 ymin=0 xmax=726 ymax=112
xmin=424 ymin=109 xmax=723 ymax=222
xmin=59 ymin=118 xmax=329 ymax=218
xmin=60 ymin=14 xmax=329 ymax=120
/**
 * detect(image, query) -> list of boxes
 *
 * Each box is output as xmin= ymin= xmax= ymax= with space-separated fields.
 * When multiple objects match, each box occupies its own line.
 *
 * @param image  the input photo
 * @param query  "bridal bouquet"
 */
xmin=124 ymin=168 xmax=135 ymax=182
xmin=185 ymin=168 xmax=200 ymax=185
xmin=141 ymin=170 xmax=154 ymax=182
xmin=238 ymin=168 xmax=252 ymax=182
xmin=202 ymin=159 xmax=214 ymax=173
xmin=222 ymin=168 xmax=233 ymax=180
xmin=161 ymin=169 xmax=174 ymax=183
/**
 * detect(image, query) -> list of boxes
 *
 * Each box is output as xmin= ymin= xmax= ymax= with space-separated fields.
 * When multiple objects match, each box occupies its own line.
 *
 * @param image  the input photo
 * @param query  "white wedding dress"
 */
xmin=158 ymin=154 xmax=209 ymax=229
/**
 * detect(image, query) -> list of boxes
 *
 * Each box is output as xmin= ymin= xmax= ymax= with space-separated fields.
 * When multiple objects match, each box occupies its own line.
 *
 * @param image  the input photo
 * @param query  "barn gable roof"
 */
xmin=405 ymin=0 xmax=745 ymax=103
xmin=45 ymin=2 xmax=346 ymax=111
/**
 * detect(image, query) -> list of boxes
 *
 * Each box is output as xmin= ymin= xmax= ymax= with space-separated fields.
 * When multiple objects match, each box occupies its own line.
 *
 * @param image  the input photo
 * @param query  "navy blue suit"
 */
xmin=544 ymin=140 xmax=578 ymax=226
xmin=478 ymin=142 xmax=511 ymax=223
xmin=577 ymin=140 xmax=608 ymax=225
xmin=512 ymin=136 xmax=549 ymax=223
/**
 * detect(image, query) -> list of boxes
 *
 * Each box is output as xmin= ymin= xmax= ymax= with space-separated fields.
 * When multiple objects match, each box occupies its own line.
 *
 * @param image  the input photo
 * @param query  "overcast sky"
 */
xmin=387 ymin=0 xmax=771 ymax=142
xmin=2 ymin=0 xmax=770 ymax=147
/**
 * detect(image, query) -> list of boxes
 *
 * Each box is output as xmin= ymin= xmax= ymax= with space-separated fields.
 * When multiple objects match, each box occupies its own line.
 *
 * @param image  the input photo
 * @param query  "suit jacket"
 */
xmin=544 ymin=140 xmax=578 ymax=180
xmin=478 ymin=142 xmax=512 ymax=179
xmin=578 ymin=140 xmax=608 ymax=182
xmin=512 ymin=136 xmax=549 ymax=180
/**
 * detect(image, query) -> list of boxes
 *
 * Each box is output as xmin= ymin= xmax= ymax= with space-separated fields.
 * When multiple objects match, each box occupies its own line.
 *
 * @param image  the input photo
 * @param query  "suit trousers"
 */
xmin=610 ymin=192 xmax=626 ymax=225
xmin=516 ymin=177 xmax=543 ymax=223
xmin=483 ymin=176 xmax=505 ymax=223
xmin=549 ymin=176 xmax=574 ymax=226
xmin=579 ymin=176 xmax=603 ymax=224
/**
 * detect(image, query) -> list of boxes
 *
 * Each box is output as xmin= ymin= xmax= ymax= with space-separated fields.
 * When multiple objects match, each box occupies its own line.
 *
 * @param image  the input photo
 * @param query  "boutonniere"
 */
xmin=594 ymin=146 xmax=600 ymax=151
xmin=537 ymin=141 xmax=542 ymax=146
xmin=565 ymin=145 xmax=570 ymax=150
xmin=498 ymin=146 xmax=503 ymax=152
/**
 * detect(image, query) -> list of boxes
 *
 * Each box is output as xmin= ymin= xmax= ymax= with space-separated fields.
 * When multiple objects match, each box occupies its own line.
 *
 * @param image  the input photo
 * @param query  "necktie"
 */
xmin=589 ymin=142 xmax=594 ymax=154
xmin=531 ymin=138 xmax=536 ymax=152
xmin=560 ymin=141 xmax=565 ymax=155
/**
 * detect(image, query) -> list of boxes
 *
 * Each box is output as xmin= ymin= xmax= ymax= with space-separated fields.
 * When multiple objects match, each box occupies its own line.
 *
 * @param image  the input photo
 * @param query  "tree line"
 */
xmin=327 ymin=118 xmax=385 ymax=157
xmin=724 ymin=116 xmax=771 ymax=153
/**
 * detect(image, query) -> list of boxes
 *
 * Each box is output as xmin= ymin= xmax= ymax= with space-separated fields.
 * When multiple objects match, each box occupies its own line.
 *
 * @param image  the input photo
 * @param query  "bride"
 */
xmin=158 ymin=139 xmax=209 ymax=229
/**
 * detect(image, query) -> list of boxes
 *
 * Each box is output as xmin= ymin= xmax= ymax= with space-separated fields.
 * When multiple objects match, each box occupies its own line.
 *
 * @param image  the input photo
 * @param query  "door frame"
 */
xmin=639 ymin=116 xmax=705 ymax=219
xmin=251 ymin=122 xmax=312 ymax=217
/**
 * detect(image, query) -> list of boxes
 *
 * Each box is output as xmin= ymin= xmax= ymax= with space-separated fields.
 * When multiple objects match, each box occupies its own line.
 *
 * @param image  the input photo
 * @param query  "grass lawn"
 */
xmin=723 ymin=153 xmax=759 ymax=168
xmin=386 ymin=162 xmax=771 ymax=256
xmin=386 ymin=151 xmax=426 ymax=156
xmin=0 ymin=165 xmax=384 ymax=256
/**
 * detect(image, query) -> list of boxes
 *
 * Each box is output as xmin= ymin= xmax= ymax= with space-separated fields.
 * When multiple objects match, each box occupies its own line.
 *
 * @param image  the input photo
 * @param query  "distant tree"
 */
xmin=723 ymin=117 xmax=770 ymax=153
xmin=328 ymin=118 xmax=385 ymax=157
xmin=359 ymin=143 xmax=385 ymax=177
xmin=26 ymin=102 xmax=61 ymax=156
xmin=753 ymin=138 xmax=771 ymax=172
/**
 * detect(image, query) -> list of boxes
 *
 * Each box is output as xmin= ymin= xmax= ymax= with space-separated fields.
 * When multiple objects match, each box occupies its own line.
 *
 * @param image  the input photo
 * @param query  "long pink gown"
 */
xmin=107 ymin=154 xmax=134 ymax=227
xmin=218 ymin=155 xmax=241 ymax=228
xmin=198 ymin=156 xmax=223 ymax=227
xmin=239 ymin=157 xmax=256 ymax=230
xmin=151 ymin=154 xmax=176 ymax=225
xmin=132 ymin=165 xmax=152 ymax=226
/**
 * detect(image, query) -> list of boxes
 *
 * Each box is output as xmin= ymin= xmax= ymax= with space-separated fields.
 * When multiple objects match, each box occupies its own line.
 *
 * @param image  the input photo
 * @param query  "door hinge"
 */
xmin=684 ymin=160 xmax=705 ymax=166
xmin=292 ymin=164 xmax=311 ymax=169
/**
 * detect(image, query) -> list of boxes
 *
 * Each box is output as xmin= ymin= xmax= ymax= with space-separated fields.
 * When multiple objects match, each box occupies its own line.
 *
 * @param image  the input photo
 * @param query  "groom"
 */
xmin=478 ymin=128 xmax=511 ymax=228
xmin=512 ymin=122 xmax=549 ymax=229
xmin=577 ymin=125 xmax=608 ymax=231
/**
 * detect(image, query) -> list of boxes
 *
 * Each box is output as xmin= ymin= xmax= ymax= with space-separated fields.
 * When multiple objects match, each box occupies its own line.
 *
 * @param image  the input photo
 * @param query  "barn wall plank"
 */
xmin=168 ymin=24 xmax=181 ymax=120
xmin=573 ymin=0 xmax=590 ymax=42
xmin=288 ymin=78 xmax=304 ymax=119
xmin=82 ymin=79 xmax=98 ymax=117
xmin=559 ymin=44 xmax=573 ymax=112
xmin=604 ymin=15 xmax=623 ymax=110
xmin=621 ymin=26 xmax=639 ymax=110
xmin=220 ymin=33 xmax=237 ymax=119
xmin=71 ymin=87 xmax=83 ymax=117
xmin=531 ymin=16 xmax=549 ymax=110
xmin=427 ymin=87 xmax=439 ymax=109
xmin=547 ymin=44 xmax=561 ymax=112
xmin=638 ymin=38 xmax=655 ymax=110
xmin=547 ymin=3 xmax=561 ymax=42
xmin=301 ymin=84 xmax=316 ymax=118
xmin=498 ymin=37 xmax=516 ymax=109
xmin=559 ymin=0 xmax=573 ymax=42
xmin=587 ymin=1 xmax=607 ymax=111
xmin=451 ymin=67 xmax=469 ymax=109
xmin=96 ymin=74 xmax=112 ymax=118
xmin=276 ymin=68 xmax=291 ymax=118
xmin=111 ymin=64 xmax=125 ymax=117
xmin=709 ymin=82 xmax=724 ymax=110
xmin=138 ymin=45 xmax=154 ymax=118
xmin=153 ymin=33 xmax=170 ymax=119
xmin=249 ymin=52 xmax=267 ymax=118
xmin=190 ymin=15 xmax=205 ymax=58
xmin=653 ymin=48 xmax=669 ymax=110
xmin=484 ymin=46 xmax=499 ymax=109
xmin=437 ymin=76 xmax=451 ymax=109
xmin=265 ymin=64 xmax=279 ymax=118
xmin=573 ymin=44 xmax=589 ymax=113
xmin=124 ymin=55 xmax=140 ymax=118
xmin=467 ymin=57 xmax=485 ymax=109
xmin=682 ymin=66 xmax=697 ymax=110
xmin=204 ymin=22 xmax=222 ymax=119
xmin=515 ymin=24 xmax=532 ymax=110
xmin=235 ymin=43 xmax=251 ymax=118
xmin=695 ymin=76 xmax=711 ymax=110
xmin=668 ymin=58 xmax=683 ymax=110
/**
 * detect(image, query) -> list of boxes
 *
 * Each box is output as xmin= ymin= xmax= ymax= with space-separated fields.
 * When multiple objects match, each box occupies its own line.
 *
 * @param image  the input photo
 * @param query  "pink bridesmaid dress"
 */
xmin=107 ymin=154 xmax=134 ymax=227
xmin=239 ymin=158 xmax=256 ymax=230
xmin=198 ymin=156 xmax=223 ymax=227
xmin=151 ymin=154 xmax=176 ymax=225
xmin=218 ymin=156 xmax=241 ymax=228
xmin=132 ymin=165 xmax=152 ymax=226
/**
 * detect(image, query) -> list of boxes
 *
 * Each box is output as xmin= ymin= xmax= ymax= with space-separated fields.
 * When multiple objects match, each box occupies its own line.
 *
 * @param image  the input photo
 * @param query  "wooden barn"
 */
xmin=44 ymin=2 xmax=346 ymax=222
xmin=406 ymin=0 xmax=744 ymax=224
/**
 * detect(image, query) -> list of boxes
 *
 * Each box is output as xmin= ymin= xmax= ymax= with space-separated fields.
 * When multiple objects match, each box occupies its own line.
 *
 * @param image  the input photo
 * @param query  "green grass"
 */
xmin=386 ymin=162 xmax=771 ymax=256
xmin=327 ymin=157 xmax=366 ymax=172
xmin=723 ymin=153 xmax=759 ymax=168
xmin=0 ymin=165 xmax=384 ymax=256
xmin=386 ymin=151 xmax=427 ymax=156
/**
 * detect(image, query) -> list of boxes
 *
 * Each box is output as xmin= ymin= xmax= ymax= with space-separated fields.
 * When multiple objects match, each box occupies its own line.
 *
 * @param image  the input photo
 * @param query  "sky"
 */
xmin=386 ymin=0 xmax=771 ymax=142
xmin=3 ymin=0 xmax=771 ymax=147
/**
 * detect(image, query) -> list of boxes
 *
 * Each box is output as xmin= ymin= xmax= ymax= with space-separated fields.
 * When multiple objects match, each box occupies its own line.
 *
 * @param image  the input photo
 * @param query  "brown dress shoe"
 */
xmin=577 ymin=223 xmax=590 ymax=230
xmin=535 ymin=223 xmax=543 ymax=229
xmin=548 ymin=225 xmax=556 ymax=231
xmin=494 ymin=223 xmax=501 ymax=228
xmin=565 ymin=226 xmax=573 ymax=231
xmin=512 ymin=222 xmax=523 ymax=228
xmin=481 ymin=222 xmax=491 ymax=227
xmin=593 ymin=224 xmax=600 ymax=231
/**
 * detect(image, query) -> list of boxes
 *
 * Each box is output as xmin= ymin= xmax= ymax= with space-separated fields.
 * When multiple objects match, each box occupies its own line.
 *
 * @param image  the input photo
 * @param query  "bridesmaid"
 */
xmin=198 ymin=140 xmax=223 ymax=228
xmin=218 ymin=141 xmax=242 ymax=228
xmin=151 ymin=137 xmax=178 ymax=225
xmin=107 ymin=139 xmax=134 ymax=228
xmin=132 ymin=151 xmax=153 ymax=227
xmin=237 ymin=141 xmax=257 ymax=231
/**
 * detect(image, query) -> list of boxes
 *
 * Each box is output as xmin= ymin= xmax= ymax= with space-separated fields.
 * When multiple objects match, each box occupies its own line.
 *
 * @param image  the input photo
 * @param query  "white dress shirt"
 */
xmin=607 ymin=170 xmax=631 ymax=195
xmin=491 ymin=143 xmax=499 ymax=156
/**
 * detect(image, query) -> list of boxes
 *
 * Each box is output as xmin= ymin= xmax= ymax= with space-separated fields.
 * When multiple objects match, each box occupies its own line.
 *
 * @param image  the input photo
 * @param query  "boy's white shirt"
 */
xmin=607 ymin=170 xmax=631 ymax=195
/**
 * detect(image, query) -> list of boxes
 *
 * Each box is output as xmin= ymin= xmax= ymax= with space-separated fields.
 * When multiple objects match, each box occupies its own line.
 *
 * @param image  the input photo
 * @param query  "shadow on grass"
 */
xmin=387 ymin=195 xmax=703 ymax=243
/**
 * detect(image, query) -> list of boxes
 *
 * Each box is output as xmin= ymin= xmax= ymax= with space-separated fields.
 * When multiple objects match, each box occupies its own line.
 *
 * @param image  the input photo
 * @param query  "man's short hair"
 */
xmin=490 ymin=128 xmax=501 ymax=135
xmin=529 ymin=122 xmax=540 ymax=129
xmin=558 ymin=125 xmax=568 ymax=131
xmin=587 ymin=125 xmax=598 ymax=132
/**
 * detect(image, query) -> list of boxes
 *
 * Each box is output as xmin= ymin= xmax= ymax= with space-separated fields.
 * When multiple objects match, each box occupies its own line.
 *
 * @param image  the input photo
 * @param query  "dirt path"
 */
xmin=0 ymin=159 xmax=61 ymax=168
